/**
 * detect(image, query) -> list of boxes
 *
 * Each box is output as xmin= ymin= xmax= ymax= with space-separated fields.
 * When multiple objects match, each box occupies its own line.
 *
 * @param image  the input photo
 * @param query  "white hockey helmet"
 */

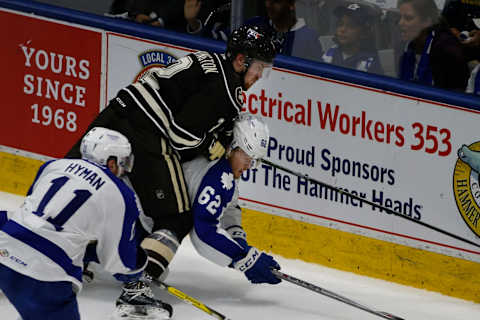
xmin=230 ymin=114 xmax=270 ymax=164
xmin=80 ymin=127 xmax=134 ymax=177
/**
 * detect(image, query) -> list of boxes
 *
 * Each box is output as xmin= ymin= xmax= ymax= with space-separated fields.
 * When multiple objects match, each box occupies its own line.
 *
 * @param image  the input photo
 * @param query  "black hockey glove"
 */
xmin=208 ymin=138 xmax=225 ymax=160
xmin=207 ymin=131 xmax=233 ymax=161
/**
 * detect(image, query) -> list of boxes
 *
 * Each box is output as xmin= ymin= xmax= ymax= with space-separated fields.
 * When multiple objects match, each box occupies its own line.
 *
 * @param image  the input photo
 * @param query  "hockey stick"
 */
xmin=261 ymin=159 xmax=480 ymax=249
xmin=152 ymin=279 xmax=232 ymax=320
xmin=272 ymin=269 xmax=405 ymax=320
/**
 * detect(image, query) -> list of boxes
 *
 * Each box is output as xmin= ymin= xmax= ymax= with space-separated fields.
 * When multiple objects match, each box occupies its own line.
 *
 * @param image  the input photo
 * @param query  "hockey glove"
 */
xmin=233 ymin=247 xmax=281 ymax=284
xmin=207 ymin=129 xmax=233 ymax=161
xmin=208 ymin=140 xmax=226 ymax=160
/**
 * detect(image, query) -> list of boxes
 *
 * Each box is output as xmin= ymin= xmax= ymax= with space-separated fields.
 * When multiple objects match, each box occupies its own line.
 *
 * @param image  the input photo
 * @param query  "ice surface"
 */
xmin=0 ymin=191 xmax=478 ymax=320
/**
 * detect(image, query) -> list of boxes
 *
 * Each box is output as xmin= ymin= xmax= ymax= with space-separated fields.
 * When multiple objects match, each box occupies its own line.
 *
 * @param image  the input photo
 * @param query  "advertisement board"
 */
xmin=105 ymin=32 xmax=193 ymax=103
xmin=0 ymin=9 xmax=103 ymax=158
xmin=105 ymin=32 xmax=480 ymax=263
xmin=240 ymin=71 xmax=480 ymax=262
xmin=1 ymin=7 xmax=478 ymax=300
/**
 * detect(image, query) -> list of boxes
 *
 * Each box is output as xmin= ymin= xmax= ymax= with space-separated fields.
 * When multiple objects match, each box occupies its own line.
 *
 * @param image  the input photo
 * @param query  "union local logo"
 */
xmin=453 ymin=142 xmax=480 ymax=237
xmin=134 ymin=50 xmax=178 ymax=82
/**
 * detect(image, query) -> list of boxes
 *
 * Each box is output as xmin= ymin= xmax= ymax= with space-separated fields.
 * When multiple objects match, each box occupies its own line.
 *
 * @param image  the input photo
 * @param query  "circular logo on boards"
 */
xmin=134 ymin=50 xmax=178 ymax=82
xmin=453 ymin=141 xmax=480 ymax=237
xmin=0 ymin=249 xmax=9 ymax=257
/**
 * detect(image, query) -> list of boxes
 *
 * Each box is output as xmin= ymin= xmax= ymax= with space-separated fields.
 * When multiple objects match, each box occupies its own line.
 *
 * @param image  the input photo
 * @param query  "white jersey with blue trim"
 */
xmin=182 ymin=156 xmax=246 ymax=267
xmin=0 ymin=159 xmax=147 ymax=291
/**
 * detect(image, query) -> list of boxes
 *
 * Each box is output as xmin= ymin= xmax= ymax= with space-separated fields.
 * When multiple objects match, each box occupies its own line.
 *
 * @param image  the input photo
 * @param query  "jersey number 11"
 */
xmin=33 ymin=176 xmax=92 ymax=231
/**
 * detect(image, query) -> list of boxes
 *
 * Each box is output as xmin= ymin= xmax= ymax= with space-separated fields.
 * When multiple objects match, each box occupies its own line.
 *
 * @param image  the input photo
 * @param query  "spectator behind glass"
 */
xmin=108 ymin=0 xmax=133 ymax=15
xmin=396 ymin=0 xmax=470 ymax=90
xmin=321 ymin=2 xmax=384 ymax=75
xmin=184 ymin=0 xmax=230 ymax=35
xmin=442 ymin=0 xmax=480 ymax=95
xmin=198 ymin=0 xmax=324 ymax=62
xmin=244 ymin=0 xmax=324 ymax=62
xmin=105 ymin=0 xmax=226 ymax=35
xmin=202 ymin=1 xmax=232 ymax=40
xmin=296 ymin=0 xmax=348 ymax=36
xmin=107 ymin=0 xmax=184 ymax=31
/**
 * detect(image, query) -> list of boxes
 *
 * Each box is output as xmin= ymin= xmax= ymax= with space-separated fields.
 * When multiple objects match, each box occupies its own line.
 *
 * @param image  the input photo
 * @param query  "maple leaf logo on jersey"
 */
xmin=221 ymin=172 xmax=234 ymax=190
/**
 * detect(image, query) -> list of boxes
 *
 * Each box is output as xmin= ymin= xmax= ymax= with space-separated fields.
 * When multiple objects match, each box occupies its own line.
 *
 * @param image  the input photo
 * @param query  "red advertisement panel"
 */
xmin=0 ymin=10 xmax=102 ymax=158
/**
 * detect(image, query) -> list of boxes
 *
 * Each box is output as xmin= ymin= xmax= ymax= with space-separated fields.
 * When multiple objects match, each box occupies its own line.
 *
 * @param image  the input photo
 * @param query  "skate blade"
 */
xmin=111 ymin=305 xmax=171 ymax=320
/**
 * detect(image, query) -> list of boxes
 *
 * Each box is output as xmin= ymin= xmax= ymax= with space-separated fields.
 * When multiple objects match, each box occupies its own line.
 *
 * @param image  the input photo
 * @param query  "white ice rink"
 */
xmin=0 ymin=191 xmax=478 ymax=320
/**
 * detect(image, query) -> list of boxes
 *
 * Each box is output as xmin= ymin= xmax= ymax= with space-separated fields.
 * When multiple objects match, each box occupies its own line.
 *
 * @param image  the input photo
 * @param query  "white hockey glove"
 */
xmin=232 ymin=247 xmax=281 ymax=285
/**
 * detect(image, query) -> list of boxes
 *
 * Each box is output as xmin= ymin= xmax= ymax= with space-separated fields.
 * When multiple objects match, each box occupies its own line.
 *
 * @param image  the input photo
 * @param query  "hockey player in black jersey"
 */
xmin=66 ymin=25 xmax=276 ymax=318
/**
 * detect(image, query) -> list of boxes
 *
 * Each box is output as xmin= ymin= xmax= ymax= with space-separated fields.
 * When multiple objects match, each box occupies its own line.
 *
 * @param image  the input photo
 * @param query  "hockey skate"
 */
xmin=112 ymin=279 xmax=173 ymax=320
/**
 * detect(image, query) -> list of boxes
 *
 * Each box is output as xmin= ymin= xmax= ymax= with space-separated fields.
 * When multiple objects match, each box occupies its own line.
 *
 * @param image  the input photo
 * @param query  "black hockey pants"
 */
xmin=65 ymin=93 xmax=193 ymax=241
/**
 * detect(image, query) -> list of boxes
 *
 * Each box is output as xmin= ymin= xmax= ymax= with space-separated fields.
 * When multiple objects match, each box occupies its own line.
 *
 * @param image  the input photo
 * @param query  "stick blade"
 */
xmin=378 ymin=311 xmax=406 ymax=320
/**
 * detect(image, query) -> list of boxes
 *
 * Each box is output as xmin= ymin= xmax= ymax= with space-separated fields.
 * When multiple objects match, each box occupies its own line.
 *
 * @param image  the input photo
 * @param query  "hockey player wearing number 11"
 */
xmin=0 ymin=127 xmax=172 ymax=320
xmin=183 ymin=114 xmax=282 ymax=284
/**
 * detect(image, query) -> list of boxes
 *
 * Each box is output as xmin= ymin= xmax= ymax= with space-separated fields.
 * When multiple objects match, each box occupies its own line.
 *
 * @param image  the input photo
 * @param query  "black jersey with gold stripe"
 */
xmin=120 ymin=51 xmax=244 ymax=153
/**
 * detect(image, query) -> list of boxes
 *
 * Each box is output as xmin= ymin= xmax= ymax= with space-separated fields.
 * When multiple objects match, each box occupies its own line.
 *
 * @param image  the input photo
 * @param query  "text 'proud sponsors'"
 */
xmin=1 ymin=10 xmax=102 ymax=158
xmin=241 ymin=89 xmax=452 ymax=158
xmin=241 ymin=138 xmax=422 ymax=221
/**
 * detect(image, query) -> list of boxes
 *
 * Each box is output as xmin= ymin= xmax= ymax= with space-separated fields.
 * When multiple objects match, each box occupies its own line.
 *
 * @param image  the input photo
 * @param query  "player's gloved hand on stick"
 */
xmin=232 ymin=247 xmax=281 ymax=284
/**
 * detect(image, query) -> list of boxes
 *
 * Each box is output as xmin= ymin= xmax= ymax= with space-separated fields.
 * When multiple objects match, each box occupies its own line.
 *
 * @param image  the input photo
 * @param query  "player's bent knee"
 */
xmin=141 ymin=229 xmax=179 ymax=280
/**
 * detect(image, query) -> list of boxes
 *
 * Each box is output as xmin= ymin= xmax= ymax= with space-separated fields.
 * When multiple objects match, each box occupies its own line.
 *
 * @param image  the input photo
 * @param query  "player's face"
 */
xmin=244 ymin=59 xmax=273 ymax=90
xmin=230 ymin=148 xmax=254 ymax=179
xmin=335 ymin=15 xmax=363 ymax=48
xmin=107 ymin=159 xmax=120 ymax=177
xmin=398 ymin=2 xmax=432 ymax=42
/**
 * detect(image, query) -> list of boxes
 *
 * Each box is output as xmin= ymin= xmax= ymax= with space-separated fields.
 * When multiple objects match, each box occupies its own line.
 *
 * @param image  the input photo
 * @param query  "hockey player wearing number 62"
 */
xmin=66 ymin=25 xmax=277 ymax=292
xmin=183 ymin=114 xmax=282 ymax=285
xmin=0 ymin=127 xmax=172 ymax=320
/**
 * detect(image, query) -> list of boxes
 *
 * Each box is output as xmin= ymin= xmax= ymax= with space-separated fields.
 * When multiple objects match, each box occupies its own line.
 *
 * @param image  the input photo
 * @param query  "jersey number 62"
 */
xmin=197 ymin=186 xmax=221 ymax=215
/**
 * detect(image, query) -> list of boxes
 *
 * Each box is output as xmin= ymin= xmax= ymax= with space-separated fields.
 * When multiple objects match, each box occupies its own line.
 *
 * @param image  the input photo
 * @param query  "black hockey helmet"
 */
xmin=226 ymin=25 xmax=277 ymax=64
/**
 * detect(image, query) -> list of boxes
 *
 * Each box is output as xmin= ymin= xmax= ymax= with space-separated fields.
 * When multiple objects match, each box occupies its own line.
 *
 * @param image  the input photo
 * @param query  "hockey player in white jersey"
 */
xmin=0 ymin=127 xmax=172 ymax=320
xmin=183 ymin=114 xmax=282 ymax=284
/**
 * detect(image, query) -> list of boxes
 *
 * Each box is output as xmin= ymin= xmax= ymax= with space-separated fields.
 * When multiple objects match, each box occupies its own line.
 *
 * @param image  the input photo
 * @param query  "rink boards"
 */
xmin=1 ymin=6 xmax=479 ymax=302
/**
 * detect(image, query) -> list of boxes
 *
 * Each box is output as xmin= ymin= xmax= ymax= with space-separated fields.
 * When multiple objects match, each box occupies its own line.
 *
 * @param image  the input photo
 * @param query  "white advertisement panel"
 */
xmin=106 ymin=33 xmax=480 ymax=263
xmin=241 ymin=70 xmax=480 ymax=262
xmin=106 ymin=32 xmax=193 ymax=103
